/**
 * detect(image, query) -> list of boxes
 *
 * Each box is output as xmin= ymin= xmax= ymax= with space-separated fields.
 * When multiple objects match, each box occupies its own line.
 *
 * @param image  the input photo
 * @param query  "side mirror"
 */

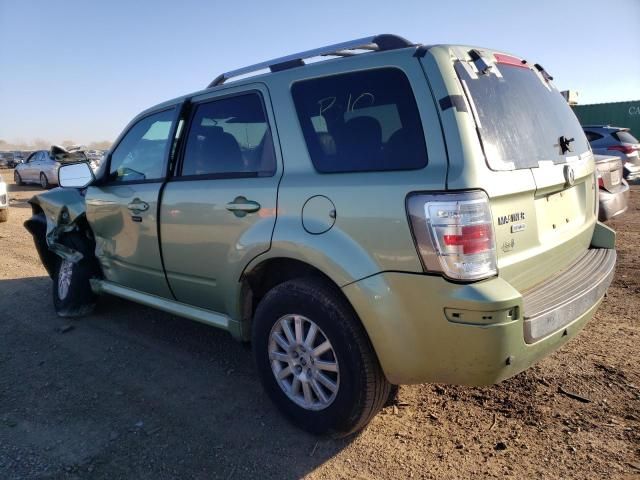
xmin=58 ymin=162 xmax=95 ymax=188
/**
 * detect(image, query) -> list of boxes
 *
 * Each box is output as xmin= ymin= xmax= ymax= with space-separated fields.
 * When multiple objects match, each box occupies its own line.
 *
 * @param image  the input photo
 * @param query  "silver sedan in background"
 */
xmin=595 ymin=154 xmax=629 ymax=222
xmin=14 ymin=150 xmax=61 ymax=189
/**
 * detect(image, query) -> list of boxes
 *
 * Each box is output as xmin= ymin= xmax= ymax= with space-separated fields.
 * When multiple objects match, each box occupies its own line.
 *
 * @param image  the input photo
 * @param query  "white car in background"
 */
xmin=0 ymin=174 xmax=8 ymax=222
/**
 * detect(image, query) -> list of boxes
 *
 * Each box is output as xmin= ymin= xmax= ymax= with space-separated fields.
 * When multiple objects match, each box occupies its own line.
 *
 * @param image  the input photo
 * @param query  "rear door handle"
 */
xmin=127 ymin=199 xmax=149 ymax=213
xmin=225 ymin=196 xmax=261 ymax=217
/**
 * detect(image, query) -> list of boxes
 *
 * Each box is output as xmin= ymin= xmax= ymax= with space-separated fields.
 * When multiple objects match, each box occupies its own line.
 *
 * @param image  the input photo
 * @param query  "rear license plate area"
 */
xmin=610 ymin=170 xmax=620 ymax=185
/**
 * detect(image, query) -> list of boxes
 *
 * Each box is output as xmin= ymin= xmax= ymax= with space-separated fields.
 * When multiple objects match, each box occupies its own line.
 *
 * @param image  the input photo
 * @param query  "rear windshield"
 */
xmin=456 ymin=62 xmax=589 ymax=170
xmin=612 ymin=130 xmax=639 ymax=144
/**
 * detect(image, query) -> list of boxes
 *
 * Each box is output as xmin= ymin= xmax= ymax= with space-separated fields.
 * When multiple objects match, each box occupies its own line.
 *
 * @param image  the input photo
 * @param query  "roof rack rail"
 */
xmin=207 ymin=34 xmax=414 ymax=88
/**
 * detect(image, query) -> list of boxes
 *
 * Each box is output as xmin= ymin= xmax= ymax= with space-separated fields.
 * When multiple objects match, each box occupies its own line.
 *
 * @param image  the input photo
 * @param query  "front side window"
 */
xmin=291 ymin=68 xmax=428 ymax=173
xmin=109 ymin=109 xmax=175 ymax=182
xmin=181 ymin=93 xmax=276 ymax=177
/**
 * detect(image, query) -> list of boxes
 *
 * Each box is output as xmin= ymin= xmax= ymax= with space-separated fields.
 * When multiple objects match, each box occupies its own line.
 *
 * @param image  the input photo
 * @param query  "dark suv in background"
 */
xmin=583 ymin=125 xmax=640 ymax=181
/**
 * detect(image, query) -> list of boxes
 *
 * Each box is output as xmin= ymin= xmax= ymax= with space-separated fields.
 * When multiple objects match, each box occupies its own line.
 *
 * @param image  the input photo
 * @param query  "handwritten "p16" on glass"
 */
xmin=317 ymin=92 xmax=375 ymax=116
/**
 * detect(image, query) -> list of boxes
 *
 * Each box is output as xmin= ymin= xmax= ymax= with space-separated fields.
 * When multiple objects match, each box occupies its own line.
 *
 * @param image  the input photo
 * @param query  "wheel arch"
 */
xmin=238 ymin=256 xmax=365 ymax=343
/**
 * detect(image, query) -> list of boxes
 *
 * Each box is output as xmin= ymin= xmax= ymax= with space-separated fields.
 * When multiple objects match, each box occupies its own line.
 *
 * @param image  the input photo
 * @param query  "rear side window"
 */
xmin=612 ymin=130 xmax=639 ymax=144
xmin=181 ymin=93 xmax=276 ymax=177
xmin=291 ymin=68 xmax=428 ymax=173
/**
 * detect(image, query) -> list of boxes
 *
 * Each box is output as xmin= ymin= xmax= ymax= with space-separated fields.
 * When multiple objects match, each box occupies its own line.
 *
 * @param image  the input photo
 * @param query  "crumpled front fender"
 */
xmin=27 ymin=187 xmax=88 ymax=262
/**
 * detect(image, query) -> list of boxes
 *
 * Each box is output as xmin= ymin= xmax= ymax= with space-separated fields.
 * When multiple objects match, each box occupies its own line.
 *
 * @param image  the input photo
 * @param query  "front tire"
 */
xmin=40 ymin=172 xmax=49 ymax=189
xmin=52 ymin=236 xmax=97 ymax=317
xmin=14 ymin=171 xmax=23 ymax=186
xmin=252 ymin=278 xmax=390 ymax=437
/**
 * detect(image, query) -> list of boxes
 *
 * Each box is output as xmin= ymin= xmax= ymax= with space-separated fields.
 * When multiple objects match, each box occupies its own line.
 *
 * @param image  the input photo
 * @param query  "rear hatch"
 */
xmin=442 ymin=48 xmax=598 ymax=291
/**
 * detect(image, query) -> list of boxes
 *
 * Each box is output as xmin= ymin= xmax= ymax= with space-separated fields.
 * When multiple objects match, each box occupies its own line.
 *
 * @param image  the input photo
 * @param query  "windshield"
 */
xmin=456 ymin=62 xmax=589 ymax=170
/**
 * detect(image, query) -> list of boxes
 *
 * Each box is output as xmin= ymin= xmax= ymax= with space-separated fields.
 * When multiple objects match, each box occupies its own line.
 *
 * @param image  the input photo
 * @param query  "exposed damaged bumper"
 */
xmin=24 ymin=187 xmax=88 ymax=277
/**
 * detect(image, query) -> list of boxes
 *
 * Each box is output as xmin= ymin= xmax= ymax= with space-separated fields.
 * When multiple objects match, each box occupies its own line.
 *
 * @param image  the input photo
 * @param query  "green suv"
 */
xmin=25 ymin=35 xmax=616 ymax=436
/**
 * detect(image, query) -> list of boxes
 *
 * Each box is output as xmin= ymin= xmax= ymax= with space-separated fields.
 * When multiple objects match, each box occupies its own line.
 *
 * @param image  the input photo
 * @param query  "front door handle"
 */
xmin=225 ymin=196 xmax=261 ymax=217
xmin=127 ymin=199 xmax=149 ymax=213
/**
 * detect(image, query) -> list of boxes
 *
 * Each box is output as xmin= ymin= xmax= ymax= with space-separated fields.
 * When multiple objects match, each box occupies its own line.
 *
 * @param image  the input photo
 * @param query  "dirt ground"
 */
xmin=0 ymin=168 xmax=638 ymax=480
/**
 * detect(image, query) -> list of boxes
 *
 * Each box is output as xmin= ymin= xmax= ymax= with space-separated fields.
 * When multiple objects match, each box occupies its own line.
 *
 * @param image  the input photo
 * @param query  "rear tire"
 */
xmin=252 ymin=277 xmax=390 ymax=437
xmin=40 ymin=172 xmax=49 ymax=189
xmin=14 ymin=171 xmax=23 ymax=186
xmin=385 ymin=384 xmax=400 ymax=407
xmin=0 ymin=209 xmax=8 ymax=223
xmin=52 ymin=235 xmax=97 ymax=317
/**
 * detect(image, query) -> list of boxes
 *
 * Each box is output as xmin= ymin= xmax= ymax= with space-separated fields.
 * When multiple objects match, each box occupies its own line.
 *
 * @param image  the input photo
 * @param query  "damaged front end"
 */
xmin=24 ymin=188 xmax=91 ymax=278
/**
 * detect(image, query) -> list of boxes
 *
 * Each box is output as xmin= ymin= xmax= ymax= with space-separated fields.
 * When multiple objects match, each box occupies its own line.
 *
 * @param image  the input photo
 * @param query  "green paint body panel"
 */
xmin=26 ymin=42 xmax=616 ymax=385
xmin=29 ymin=187 xmax=87 ymax=225
xmin=342 ymin=270 xmax=602 ymax=385
xmin=87 ymin=183 xmax=172 ymax=298
xmin=159 ymin=83 xmax=282 ymax=316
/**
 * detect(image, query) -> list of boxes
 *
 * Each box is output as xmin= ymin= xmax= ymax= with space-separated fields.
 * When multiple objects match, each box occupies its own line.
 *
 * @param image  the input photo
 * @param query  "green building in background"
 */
xmin=572 ymin=100 xmax=640 ymax=138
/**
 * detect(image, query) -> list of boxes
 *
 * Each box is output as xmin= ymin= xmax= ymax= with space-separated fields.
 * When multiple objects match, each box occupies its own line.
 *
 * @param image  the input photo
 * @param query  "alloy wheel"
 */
xmin=268 ymin=314 xmax=340 ymax=411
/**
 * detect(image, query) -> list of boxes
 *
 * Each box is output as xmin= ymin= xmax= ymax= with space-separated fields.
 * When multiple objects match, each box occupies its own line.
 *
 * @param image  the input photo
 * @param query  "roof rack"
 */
xmin=207 ymin=34 xmax=414 ymax=88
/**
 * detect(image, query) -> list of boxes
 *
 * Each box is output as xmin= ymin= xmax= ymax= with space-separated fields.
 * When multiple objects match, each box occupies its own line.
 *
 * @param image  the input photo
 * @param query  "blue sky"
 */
xmin=1 ymin=0 xmax=639 ymax=145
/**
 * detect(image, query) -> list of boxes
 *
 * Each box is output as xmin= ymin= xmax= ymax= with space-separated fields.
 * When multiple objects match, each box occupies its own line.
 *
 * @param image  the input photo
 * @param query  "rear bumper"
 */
xmin=598 ymin=182 xmax=629 ymax=221
xmin=343 ymin=247 xmax=616 ymax=386
xmin=522 ymin=248 xmax=616 ymax=343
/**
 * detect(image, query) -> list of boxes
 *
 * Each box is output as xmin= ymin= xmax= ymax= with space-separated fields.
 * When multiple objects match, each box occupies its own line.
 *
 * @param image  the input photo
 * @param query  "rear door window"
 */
xmin=291 ymin=68 xmax=428 ymax=173
xmin=456 ymin=61 xmax=590 ymax=170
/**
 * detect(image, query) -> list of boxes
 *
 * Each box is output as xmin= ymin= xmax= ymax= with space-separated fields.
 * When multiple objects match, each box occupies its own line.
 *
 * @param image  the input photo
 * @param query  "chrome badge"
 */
xmin=564 ymin=164 xmax=575 ymax=187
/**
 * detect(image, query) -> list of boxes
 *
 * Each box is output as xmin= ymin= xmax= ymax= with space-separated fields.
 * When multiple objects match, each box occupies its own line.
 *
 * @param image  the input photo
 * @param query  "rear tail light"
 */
xmin=407 ymin=191 xmax=497 ymax=281
xmin=597 ymin=176 xmax=604 ymax=188
xmin=608 ymin=145 xmax=635 ymax=155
